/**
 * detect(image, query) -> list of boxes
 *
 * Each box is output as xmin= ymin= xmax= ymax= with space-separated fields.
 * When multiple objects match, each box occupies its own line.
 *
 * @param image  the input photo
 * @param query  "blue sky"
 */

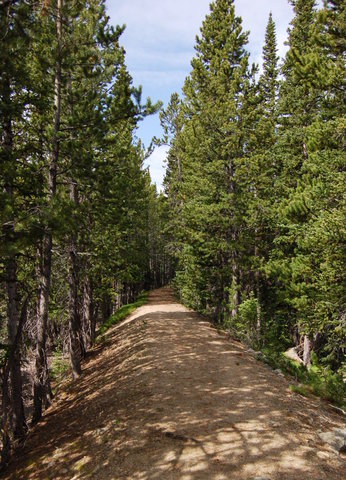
xmin=105 ymin=0 xmax=306 ymax=190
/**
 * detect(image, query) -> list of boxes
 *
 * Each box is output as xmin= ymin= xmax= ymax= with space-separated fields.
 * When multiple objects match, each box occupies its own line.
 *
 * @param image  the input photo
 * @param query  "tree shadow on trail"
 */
xmin=3 ymin=294 xmax=345 ymax=480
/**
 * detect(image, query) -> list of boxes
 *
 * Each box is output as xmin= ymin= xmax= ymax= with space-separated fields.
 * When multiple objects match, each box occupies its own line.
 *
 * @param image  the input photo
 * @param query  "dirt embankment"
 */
xmin=3 ymin=287 xmax=345 ymax=480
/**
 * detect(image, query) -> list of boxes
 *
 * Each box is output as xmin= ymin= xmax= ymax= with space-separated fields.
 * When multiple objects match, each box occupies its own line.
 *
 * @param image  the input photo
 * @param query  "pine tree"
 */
xmin=32 ymin=0 xmax=64 ymax=424
xmin=260 ymin=12 xmax=279 ymax=127
xmin=0 ymin=0 xmax=38 ymax=456
xmin=240 ymin=12 xmax=280 ymax=343
xmin=166 ymin=0 xmax=253 ymax=320
xmin=0 ymin=0 xmax=166 ymax=462
xmin=268 ymin=0 xmax=322 ymax=365
xmin=282 ymin=0 xmax=346 ymax=368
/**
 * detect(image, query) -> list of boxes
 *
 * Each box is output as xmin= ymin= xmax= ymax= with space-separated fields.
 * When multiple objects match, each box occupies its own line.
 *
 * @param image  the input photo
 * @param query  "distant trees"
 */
xmin=165 ymin=0 xmax=345 ymax=373
xmin=0 ymin=0 xmax=169 ymax=465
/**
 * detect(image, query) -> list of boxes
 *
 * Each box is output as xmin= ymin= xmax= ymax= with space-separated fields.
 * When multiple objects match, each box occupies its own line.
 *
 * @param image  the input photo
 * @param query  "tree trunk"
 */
xmin=231 ymin=256 xmax=240 ymax=318
xmin=303 ymin=334 xmax=312 ymax=367
xmin=1 ymin=375 xmax=11 ymax=468
xmin=1 ymin=78 xmax=26 ymax=446
xmin=68 ymin=179 xmax=83 ymax=379
xmin=254 ymin=244 xmax=262 ymax=339
xmin=101 ymin=294 xmax=111 ymax=322
xmin=1 ymin=298 xmax=28 ymax=467
xmin=32 ymin=0 xmax=62 ymax=424
xmin=33 ymin=238 xmax=54 ymax=424
xmin=5 ymin=258 xmax=26 ymax=441
xmin=228 ymin=157 xmax=240 ymax=319
xmin=82 ymin=275 xmax=94 ymax=348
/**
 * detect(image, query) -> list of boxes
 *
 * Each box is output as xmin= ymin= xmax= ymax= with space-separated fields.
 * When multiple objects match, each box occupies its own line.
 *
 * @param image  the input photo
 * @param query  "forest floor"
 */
xmin=3 ymin=287 xmax=345 ymax=480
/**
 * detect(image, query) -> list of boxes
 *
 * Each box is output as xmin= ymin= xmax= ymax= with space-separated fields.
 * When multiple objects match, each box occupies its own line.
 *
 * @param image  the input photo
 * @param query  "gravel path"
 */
xmin=4 ymin=287 xmax=345 ymax=479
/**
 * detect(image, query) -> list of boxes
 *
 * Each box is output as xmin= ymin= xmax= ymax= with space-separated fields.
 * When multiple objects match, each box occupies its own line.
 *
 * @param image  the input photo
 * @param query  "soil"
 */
xmin=2 ymin=287 xmax=345 ymax=480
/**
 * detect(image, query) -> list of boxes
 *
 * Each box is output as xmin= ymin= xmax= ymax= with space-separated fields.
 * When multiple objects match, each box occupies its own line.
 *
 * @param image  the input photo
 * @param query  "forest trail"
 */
xmin=3 ymin=287 xmax=345 ymax=480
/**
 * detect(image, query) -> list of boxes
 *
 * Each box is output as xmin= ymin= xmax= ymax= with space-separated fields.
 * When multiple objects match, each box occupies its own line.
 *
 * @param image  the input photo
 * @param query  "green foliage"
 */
xmin=165 ymin=0 xmax=345 ymax=377
xmin=165 ymin=0 xmax=256 ymax=322
xmin=96 ymin=292 xmax=149 ymax=340
xmin=237 ymin=294 xmax=259 ymax=340
xmin=0 ymin=0 xmax=171 ymax=454
xmin=50 ymin=349 xmax=70 ymax=382
xmin=262 ymin=349 xmax=345 ymax=407
xmin=225 ymin=292 xmax=260 ymax=348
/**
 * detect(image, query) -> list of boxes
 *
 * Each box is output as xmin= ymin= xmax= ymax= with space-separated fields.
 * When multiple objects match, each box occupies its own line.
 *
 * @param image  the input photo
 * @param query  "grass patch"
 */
xmin=96 ymin=291 xmax=149 ymax=341
xmin=215 ymin=317 xmax=345 ymax=408
xmin=289 ymin=384 xmax=314 ymax=398
xmin=261 ymin=348 xmax=346 ymax=408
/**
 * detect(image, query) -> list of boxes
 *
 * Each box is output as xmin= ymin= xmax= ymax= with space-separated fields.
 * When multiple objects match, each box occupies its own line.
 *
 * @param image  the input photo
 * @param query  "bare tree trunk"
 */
xmin=33 ymin=0 xmax=62 ymax=425
xmin=228 ymin=157 xmax=240 ymax=319
xmin=303 ymin=334 xmax=312 ymax=368
xmin=33 ymin=237 xmax=55 ymax=424
xmin=1 ymin=298 xmax=28 ymax=467
xmin=303 ymin=142 xmax=308 ymax=161
xmin=231 ymin=255 xmax=240 ymax=318
xmin=68 ymin=179 xmax=83 ymax=379
xmin=254 ymin=243 xmax=262 ymax=338
xmin=82 ymin=275 xmax=94 ymax=348
xmin=5 ymin=259 xmax=26 ymax=440
xmin=1 ymin=79 xmax=26 ymax=449
xmin=101 ymin=294 xmax=111 ymax=322
xmin=1 ymin=375 xmax=11 ymax=468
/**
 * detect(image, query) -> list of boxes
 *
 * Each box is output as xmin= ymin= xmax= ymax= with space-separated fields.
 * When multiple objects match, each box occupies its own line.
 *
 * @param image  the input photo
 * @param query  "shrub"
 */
xmin=50 ymin=349 xmax=70 ymax=381
xmin=96 ymin=292 xmax=149 ymax=340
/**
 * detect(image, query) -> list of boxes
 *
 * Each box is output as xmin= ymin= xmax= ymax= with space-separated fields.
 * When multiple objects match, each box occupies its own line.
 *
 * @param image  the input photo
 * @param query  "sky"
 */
xmin=105 ymin=0 xmax=299 ymax=190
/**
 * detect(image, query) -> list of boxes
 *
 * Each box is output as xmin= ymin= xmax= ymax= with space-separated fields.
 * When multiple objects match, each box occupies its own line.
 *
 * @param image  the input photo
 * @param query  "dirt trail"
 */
xmin=3 ymin=287 xmax=345 ymax=480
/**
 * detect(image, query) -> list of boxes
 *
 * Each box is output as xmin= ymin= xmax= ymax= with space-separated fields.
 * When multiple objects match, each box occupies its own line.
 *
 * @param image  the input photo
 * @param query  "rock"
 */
xmin=251 ymin=477 xmax=271 ymax=480
xmin=284 ymin=347 xmax=303 ymax=364
xmin=248 ymin=349 xmax=264 ymax=359
xmin=318 ymin=428 xmax=346 ymax=454
xmin=268 ymin=421 xmax=280 ymax=428
xmin=274 ymin=368 xmax=284 ymax=376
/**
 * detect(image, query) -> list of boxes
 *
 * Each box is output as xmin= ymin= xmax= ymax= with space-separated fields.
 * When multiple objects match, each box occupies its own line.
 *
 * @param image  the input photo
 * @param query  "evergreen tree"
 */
xmin=165 ymin=0 xmax=344 ymax=374
xmin=260 ymin=12 xmax=279 ymax=125
xmin=167 ymin=0 xmax=253 ymax=320
xmin=0 ymin=0 xmax=38 ymax=456
xmin=280 ymin=0 xmax=346 ymax=367
xmin=266 ymin=0 xmax=321 ymax=365
xmin=238 ymin=12 xmax=280 ymax=344
xmin=32 ymin=0 xmax=63 ymax=425
xmin=1 ymin=0 xmax=165 ymax=460
xmin=161 ymin=93 xmax=185 ymax=275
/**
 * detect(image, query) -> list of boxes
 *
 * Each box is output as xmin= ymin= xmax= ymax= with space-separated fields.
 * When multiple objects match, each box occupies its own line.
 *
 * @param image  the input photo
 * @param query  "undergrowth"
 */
xmin=49 ymin=292 xmax=149 ymax=381
xmin=221 ymin=308 xmax=345 ymax=409
xmin=50 ymin=348 xmax=70 ymax=381
xmin=261 ymin=348 xmax=346 ymax=409
xmin=96 ymin=291 xmax=149 ymax=342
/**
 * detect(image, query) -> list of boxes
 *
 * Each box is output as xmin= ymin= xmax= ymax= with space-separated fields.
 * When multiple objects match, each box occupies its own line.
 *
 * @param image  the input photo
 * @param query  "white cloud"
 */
xmin=107 ymin=0 xmax=211 ymax=45
xmin=108 ymin=1 xmax=295 ymax=76
xmin=106 ymin=0 xmax=302 ymax=114
xmin=106 ymin=0 xmax=321 ymax=183
xmin=143 ymin=145 xmax=168 ymax=192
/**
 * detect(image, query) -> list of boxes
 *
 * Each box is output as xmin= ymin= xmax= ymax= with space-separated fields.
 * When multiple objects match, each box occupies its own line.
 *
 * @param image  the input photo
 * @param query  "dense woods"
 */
xmin=0 ymin=0 xmax=170 ymax=465
xmin=163 ymin=0 xmax=345 ymax=392
xmin=0 ymin=0 xmax=345 ymax=469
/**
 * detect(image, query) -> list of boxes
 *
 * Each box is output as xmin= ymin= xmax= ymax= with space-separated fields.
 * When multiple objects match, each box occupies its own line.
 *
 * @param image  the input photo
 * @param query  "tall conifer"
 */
xmin=168 ymin=0 xmax=252 ymax=319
